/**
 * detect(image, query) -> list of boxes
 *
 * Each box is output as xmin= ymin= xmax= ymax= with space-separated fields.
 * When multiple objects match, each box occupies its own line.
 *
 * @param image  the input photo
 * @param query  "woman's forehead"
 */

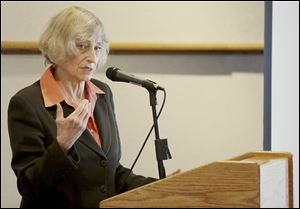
xmin=76 ymin=35 xmax=103 ymax=45
xmin=86 ymin=30 xmax=104 ymax=44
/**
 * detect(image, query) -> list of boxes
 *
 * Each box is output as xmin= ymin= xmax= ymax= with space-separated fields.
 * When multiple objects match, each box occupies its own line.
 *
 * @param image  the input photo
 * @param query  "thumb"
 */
xmin=56 ymin=103 xmax=64 ymax=120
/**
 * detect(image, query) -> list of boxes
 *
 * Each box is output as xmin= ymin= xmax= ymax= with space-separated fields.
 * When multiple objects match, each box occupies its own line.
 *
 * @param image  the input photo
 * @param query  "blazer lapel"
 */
xmin=93 ymin=94 xmax=112 ymax=155
xmin=78 ymin=130 xmax=107 ymax=159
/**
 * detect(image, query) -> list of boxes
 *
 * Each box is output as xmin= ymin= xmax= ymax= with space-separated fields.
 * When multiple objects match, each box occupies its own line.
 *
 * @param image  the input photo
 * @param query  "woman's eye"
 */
xmin=80 ymin=44 xmax=86 ymax=49
xmin=77 ymin=42 xmax=89 ymax=50
xmin=95 ymin=46 xmax=102 ymax=52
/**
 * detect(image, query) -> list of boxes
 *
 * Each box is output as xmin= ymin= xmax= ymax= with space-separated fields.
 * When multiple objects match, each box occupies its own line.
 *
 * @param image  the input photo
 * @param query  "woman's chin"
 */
xmin=77 ymin=76 xmax=91 ymax=82
xmin=81 ymin=73 xmax=94 ymax=81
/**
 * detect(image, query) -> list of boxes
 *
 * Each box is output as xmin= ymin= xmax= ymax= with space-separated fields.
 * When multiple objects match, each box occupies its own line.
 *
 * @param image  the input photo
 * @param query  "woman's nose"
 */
xmin=86 ymin=47 xmax=96 ymax=63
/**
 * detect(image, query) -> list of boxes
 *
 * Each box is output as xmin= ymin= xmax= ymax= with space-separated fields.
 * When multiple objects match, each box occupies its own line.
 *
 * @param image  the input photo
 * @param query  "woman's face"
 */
xmin=58 ymin=37 xmax=104 ymax=82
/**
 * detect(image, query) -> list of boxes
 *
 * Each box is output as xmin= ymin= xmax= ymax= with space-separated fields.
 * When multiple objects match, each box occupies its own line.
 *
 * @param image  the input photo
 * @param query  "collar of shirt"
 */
xmin=40 ymin=66 xmax=105 ymax=113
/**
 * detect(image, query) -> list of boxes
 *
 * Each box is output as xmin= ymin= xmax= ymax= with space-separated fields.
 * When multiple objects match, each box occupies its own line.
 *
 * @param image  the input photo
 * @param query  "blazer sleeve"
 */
xmin=115 ymin=163 xmax=157 ymax=193
xmin=8 ymin=94 xmax=79 ymax=200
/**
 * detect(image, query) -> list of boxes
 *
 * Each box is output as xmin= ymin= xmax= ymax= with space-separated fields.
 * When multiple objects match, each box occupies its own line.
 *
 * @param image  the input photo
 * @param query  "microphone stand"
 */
xmin=148 ymin=89 xmax=172 ymax=179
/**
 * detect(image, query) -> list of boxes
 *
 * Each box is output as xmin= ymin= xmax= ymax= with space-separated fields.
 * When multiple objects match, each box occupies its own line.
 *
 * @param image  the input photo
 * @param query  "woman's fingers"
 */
xmin=56 ymin=99 xmax=92 ymax=152
xmin=56 ymin=103 xmax=64 ymax=120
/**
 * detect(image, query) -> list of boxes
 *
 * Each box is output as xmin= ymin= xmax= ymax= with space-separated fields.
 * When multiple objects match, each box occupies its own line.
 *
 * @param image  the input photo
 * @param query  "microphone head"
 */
xmin=106 ymin=67 xmax=164 ymax=91
xmin=106 ymin=67 xmax=120 ymax=81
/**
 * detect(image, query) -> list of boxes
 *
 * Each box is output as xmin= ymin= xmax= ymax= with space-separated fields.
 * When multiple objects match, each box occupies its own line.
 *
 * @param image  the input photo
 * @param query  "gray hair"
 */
xmin=39 ymin=6 xmax=109 ymax=68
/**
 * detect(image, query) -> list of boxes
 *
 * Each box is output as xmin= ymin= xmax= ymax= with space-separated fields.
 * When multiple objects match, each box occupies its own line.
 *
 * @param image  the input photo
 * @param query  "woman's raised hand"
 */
xmin=56 ymin=99 xmax=91 ymax=152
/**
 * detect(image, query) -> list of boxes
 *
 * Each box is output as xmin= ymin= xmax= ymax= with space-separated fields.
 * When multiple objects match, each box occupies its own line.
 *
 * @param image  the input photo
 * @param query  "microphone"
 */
xmin=106 ymin=67 xmax=164 ymax=91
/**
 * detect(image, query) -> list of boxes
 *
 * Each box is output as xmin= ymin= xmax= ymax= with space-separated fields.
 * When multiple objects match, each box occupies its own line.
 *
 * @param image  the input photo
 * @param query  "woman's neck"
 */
xmin=59 ymin=80 xmax=85 ymax=104
xmin=54 ymin=68 xmax=85 ymax=104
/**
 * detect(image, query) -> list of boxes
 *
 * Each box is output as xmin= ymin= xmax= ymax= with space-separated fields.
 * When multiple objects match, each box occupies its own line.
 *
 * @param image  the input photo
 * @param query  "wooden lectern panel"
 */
xmin=99 ymin=151 xmax=293 ymax=208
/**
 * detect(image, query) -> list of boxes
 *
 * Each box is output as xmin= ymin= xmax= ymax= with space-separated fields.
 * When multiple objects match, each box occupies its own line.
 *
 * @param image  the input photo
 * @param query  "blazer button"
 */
xmin=100 ymin=160 xmax=107 ymax=167
xmin=100 ymin=185 xmax=108 ymax=194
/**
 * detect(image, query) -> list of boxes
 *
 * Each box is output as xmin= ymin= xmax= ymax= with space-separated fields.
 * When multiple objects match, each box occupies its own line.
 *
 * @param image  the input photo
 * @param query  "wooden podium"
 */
xmin=100 ymin=151 xmax=293 ymax=208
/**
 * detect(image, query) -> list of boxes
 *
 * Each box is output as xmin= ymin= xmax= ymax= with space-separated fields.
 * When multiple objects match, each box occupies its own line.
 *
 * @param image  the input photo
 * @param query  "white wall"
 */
xmin=1 ymin=1 xmax=264 ymax=208
xmin=272 ymin=2 xmax=299 ymax=207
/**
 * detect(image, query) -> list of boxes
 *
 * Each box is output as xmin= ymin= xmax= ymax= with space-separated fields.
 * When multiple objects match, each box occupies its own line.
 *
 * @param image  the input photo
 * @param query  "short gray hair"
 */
xmin=39 ymin=6 xmax=109 ymax=67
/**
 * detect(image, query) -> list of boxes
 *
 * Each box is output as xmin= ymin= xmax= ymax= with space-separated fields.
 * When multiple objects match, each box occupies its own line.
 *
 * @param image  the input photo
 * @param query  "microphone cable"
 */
xmin=117 ymin=89 xmax=167 ymax=194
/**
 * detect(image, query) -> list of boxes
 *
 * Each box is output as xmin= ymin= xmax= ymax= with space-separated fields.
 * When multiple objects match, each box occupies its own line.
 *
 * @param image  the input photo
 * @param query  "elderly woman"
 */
xmin=8 ymin=6 xmax=156 ymax=208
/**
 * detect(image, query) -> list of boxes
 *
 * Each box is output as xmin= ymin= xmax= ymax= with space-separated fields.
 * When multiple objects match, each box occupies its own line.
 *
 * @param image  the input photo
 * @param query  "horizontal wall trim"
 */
xmin=1 ymin=41 xmax=263 ymax=54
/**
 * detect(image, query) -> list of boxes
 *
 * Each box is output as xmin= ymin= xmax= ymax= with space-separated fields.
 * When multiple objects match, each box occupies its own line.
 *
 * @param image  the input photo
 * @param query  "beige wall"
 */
xmin=1 ymin=1 xmax=264 ymax=43
xmin=1 ymin=54 xmax=263 ymax=207
xmin=1 ymin=2 xmax=264 ymax=208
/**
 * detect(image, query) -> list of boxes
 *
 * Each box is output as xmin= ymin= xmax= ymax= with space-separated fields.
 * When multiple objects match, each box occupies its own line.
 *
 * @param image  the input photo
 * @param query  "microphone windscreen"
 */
xmin=106 ymin=67 xmax=119 ymax=80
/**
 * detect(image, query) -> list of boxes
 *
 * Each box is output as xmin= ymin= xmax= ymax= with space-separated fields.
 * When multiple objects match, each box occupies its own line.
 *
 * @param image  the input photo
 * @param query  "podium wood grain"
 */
xmin=100 ymin=151 xmax=292 ymax=208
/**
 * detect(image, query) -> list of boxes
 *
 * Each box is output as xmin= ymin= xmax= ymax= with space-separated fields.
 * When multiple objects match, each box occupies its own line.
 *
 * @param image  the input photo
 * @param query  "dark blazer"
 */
xmin=8 ymin=79 xmax=156 ymax=208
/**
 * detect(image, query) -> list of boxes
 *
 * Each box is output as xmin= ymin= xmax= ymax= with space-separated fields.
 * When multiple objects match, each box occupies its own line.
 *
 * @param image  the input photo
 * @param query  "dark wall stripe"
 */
xmin=263 ymin=1 xmax=272 ymax=151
